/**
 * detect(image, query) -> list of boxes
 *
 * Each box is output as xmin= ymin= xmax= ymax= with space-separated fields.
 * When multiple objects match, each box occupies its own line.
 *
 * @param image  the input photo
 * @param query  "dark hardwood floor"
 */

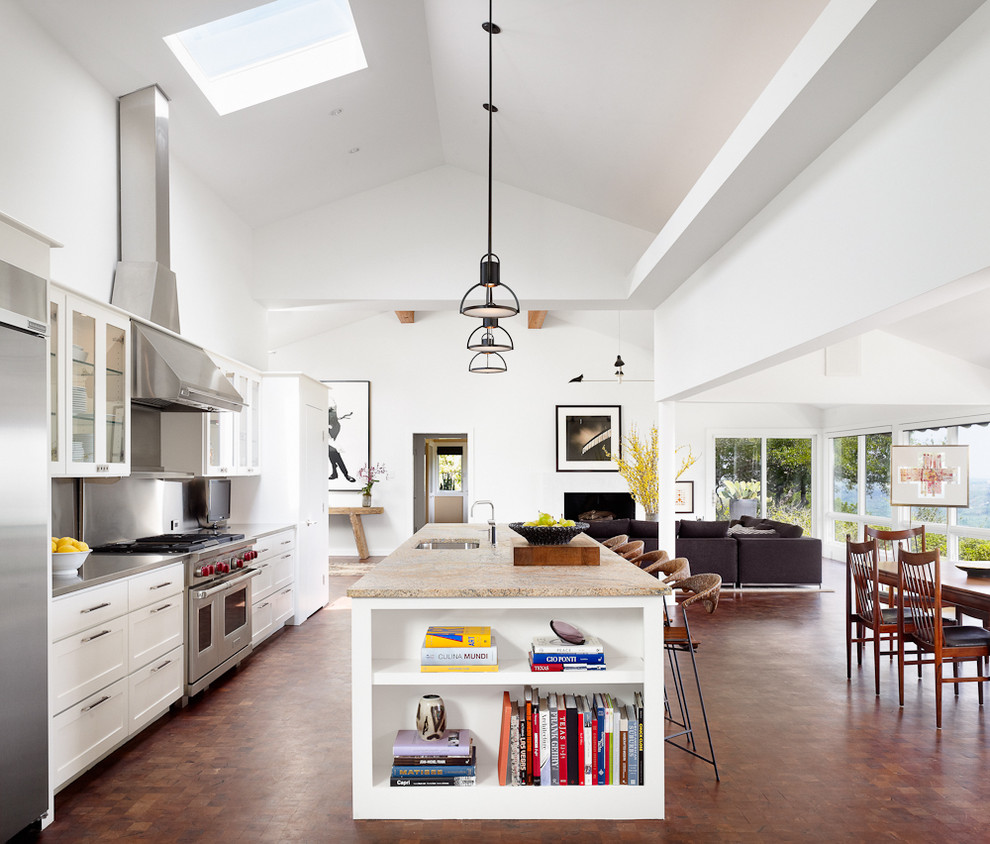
xmin=22 ymin=558 xmax=990 ymax=843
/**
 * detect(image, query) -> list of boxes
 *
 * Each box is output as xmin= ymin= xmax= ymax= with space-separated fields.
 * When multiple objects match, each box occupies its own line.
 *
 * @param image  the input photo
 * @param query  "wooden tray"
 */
xmin=513 ymin=543 xmax=600 ymax=566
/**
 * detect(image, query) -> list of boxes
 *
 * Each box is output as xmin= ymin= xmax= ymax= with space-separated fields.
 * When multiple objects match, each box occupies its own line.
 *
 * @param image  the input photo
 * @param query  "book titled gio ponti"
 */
xmin=423 ymin=626 xmax=492 ymax=647
xmin=392 ymin=729 xmax=473 ymax=757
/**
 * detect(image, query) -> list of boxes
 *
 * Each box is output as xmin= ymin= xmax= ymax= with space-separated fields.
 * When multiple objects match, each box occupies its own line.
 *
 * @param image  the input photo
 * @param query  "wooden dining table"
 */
xmin=878 ymin=560 xmax=990 ymax=616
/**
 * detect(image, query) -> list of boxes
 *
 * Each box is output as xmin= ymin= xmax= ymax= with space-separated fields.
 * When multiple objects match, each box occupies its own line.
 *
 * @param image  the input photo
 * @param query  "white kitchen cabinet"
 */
xmin=250 ymin=528 xmax=296 ymax=646
xmin=49 ymin=286 xmax=130 ymax=477
xmin=50 ymin=563 xmax=184 ymax=790
xmin=159 ymin=355 xmax=261 ymax=476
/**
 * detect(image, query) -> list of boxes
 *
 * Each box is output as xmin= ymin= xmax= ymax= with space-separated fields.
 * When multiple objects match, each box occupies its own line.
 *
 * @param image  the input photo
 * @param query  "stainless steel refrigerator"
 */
xmin=0 ymin=259 xmax=50 ymax=839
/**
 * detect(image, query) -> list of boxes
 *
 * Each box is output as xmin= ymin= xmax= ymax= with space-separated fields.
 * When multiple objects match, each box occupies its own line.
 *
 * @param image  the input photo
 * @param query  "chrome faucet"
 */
xmin=471 ymin=499 xmax=496 ymax=545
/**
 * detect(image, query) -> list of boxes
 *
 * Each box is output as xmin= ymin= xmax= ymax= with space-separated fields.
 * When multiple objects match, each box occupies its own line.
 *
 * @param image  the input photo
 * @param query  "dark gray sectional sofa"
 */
xmin=580 ymin=518 xmax=660 ymax=553
xmin=675 ymin=516 xmax=822 ymax=587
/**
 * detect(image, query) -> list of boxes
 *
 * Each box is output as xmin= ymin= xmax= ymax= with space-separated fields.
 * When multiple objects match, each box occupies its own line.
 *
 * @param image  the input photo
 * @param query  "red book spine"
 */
xmin=557 ymin=706 xmax=568 ymax=785
xmin=591 ymin=710 xmax=598 ymax=785
xmin=577 ymin=709 xmax=585 ymax=785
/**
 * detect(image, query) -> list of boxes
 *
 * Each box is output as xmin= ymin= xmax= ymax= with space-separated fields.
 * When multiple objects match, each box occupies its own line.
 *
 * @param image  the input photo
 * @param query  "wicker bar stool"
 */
xmin=663 ymin=573 xmax=721 ymax=780
xmin=601 ymin=534 xmax=629 ymax=550
xmin=612 ymin=540 xmax=644 ymax=561
xmin=642 ymin=555 xmax=691 ymax=584
xmin=629 ymin=549 xmax=668 ymax=569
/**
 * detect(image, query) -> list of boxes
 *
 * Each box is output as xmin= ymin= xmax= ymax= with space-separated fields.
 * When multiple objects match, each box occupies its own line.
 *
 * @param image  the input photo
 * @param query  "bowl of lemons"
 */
xmin=52 ymin=536 xmax=90 ymax=576
xmin=508 ymin=513 xmax=589 ymax=546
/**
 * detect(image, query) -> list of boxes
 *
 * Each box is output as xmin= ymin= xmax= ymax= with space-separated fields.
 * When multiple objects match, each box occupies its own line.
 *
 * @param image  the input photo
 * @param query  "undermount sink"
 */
xmin=415 ymin=539 xmax=481 ymax=550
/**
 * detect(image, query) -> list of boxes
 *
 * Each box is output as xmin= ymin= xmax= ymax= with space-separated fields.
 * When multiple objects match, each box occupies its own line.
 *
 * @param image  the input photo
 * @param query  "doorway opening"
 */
xmin=413 ymin=433 xmax=468 ymax=532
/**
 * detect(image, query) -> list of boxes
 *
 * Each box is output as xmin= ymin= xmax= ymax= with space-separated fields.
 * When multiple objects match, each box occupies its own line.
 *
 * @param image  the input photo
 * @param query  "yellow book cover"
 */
xmin=424 ymin=626 xmax=492 ymax=647
xmin=420 ymin=664 xmax=499 ymax=673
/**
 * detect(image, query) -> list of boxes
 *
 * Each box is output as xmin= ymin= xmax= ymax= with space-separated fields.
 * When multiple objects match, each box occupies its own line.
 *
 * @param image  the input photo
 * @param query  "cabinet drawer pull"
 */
xmin=82 ymin=695 xmax=111 ymax=712
xmin=280 ymin=588 xmax=292 ymax=596
xmin=151 ymin=658 xmax=173 ymax=673
xmin=280 ymin=540 xmax=292 ymax=545
xmin=150 ymin=603 xmax=173 ymax=614
xmin=281 ymin=553 xmax=292 ymax=560
xmin=257 ymin=602 xmax=270 ymax=609
xmin=81 ymin=602 xmax=111 ymax=614
xmin=82 ymin=629 xmax=112 ymax=643
xmin=149 ymin=581 xmax=173 ymax=590
xmin=257 ymin=547 xmax=270 ymax=555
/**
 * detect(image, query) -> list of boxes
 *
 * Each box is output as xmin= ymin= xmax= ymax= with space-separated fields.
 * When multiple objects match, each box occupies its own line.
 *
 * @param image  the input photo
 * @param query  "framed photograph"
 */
xmin=674 ymin=480 xmax=694 ymax=514
xmin=890 ymin=444 xmax=969 ymax=508
xmin=555 ymin=405 xmax=621 ymax=472
xmin=323 ymin=380 xmax=370 ymax=492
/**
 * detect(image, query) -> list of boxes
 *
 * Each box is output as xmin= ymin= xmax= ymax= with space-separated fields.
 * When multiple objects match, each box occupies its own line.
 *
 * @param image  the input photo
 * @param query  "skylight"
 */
xmin=164 ymin=0 xmax=367 ymax=115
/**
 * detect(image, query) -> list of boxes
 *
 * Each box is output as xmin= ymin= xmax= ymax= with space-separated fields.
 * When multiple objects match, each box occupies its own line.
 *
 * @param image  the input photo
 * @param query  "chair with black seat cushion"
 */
xmin=865 ymin=525 xmax=925 ymax=606
xmin=663 ymin=573 xmax=721 ymax=780
xmin=897 ymin=547 xmax=990 ymax=728
xmin=846 ymin=536 xmax=917 ymax=695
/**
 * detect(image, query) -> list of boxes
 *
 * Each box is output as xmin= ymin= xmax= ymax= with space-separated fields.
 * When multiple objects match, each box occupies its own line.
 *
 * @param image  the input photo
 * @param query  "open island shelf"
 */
xmin=348 ymin=525 xmax=669 ymax=820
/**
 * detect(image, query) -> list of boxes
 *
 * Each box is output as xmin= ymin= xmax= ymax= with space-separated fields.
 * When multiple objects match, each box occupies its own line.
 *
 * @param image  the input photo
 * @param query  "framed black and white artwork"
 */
xmin=323 ymin=380 xmax=370 ymax=492
xmin=555 ymin=405 xmax=621 ymax=472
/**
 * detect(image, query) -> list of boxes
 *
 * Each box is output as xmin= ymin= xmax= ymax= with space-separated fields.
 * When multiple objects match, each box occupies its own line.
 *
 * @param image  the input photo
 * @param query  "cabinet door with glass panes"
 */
xmin=52 ymin=290 xmax=130 ymax=477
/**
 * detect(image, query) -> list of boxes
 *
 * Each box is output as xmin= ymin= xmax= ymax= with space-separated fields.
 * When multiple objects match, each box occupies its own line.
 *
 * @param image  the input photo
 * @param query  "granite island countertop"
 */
xmin=347 ymin=523 xmax=671 ymax=599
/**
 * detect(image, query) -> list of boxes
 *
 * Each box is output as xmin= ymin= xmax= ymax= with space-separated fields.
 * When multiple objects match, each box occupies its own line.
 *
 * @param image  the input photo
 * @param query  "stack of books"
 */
xmin=421 ymin=625 xmax=498 ymax=672
xmin=528 ymin=634 xmax=606 ymax=672
xmin=390 ymin=729 xmax=476 ymax=787
xmin=498 ymin=688 xmax=644 ymax=786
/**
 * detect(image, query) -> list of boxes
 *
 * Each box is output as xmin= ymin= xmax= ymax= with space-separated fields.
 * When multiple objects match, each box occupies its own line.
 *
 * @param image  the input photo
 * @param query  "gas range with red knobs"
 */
xmin=189 ymin=541 xmax=258 ymax=588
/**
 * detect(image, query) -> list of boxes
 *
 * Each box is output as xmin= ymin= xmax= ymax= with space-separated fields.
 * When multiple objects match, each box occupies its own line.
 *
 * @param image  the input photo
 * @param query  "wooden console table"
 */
xmin=328 ymin=506 xmax=384 ymax=560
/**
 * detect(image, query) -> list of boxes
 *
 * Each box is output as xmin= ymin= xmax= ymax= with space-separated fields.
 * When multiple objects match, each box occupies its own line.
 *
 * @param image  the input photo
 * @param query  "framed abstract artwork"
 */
xmin=555 ymin=405 xmax=621 ymax=472
xmin=323 ymin=380 xmax=370 ymax=492
xmin=674 ymin=480 xmax=694 ymax=514
xmin=890 ymin=444 xmax=969 ymax=508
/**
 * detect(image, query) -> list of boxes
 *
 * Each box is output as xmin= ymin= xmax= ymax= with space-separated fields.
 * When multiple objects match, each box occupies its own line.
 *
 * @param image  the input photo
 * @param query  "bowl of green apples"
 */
xmin=508 ymin=513 xmax=589 ymax=546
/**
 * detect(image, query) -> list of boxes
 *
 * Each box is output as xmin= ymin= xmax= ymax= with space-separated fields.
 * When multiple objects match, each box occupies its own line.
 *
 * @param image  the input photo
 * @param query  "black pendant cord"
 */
xmin=487 ymin=0 xmax=494 ymax=259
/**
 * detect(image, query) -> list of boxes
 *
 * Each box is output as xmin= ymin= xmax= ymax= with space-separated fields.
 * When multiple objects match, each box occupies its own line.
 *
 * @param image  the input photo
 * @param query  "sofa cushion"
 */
xmin=628 ymin=519 xmax=659 ymax=540
xmin=583 ymin=518 xmax=630 ymax=541
xmin=739 ymin=514 xmax=762 ymax=528
xmin=678 ymin=520 xmax=729 ymax=538
xmin=761 ymin=519 xmax=804 ymax=538
xmin=729 ymin=524 xmax=777 ymax=536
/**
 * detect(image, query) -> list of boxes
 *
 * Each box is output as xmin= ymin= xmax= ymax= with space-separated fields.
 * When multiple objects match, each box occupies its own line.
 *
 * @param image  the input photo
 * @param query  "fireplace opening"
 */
xmin=563 ymin=492 xmax=635 ymax=522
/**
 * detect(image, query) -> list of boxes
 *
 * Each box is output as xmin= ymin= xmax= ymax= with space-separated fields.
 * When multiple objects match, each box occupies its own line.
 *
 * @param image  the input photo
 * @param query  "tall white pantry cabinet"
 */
xmin=349 ymin=592 xmax=665 ymax=820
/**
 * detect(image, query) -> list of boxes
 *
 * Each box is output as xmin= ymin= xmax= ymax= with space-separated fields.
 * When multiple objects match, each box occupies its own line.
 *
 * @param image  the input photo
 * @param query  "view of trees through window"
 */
xmin=715 ymin=437 xmax=813 ymax=533
xmin=437 ymin=451 xmax=462 ymax=491
xmin=829 ymin=423 xmax=990 ymax=560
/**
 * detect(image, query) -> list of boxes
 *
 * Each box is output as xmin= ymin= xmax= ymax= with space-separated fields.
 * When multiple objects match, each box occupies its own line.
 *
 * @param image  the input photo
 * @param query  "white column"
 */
xmin=658 ymin=400 xmax=677 ymax=554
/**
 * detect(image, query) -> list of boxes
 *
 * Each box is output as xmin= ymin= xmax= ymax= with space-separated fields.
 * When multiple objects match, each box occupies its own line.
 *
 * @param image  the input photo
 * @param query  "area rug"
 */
xmin=328 ymin=560 xmax=379 ymax=576
xmin=723 ymin=586 xmax=833 ymax=593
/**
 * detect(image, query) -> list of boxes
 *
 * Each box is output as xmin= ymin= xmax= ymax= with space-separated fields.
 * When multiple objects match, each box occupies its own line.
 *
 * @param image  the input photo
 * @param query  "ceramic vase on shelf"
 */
xmin=416 ymin=693 xmax=446 ymax=740
xmin=361 ymin=492 xmax=372 ymax=507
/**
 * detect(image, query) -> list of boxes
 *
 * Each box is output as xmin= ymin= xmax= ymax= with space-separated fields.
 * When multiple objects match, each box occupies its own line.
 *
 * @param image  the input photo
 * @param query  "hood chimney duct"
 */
xmin=112 ymin=85 xmax=181 ymax=334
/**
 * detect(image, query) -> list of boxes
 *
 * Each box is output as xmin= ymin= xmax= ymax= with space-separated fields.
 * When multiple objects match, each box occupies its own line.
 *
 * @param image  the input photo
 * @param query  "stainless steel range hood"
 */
xmin=112 ymin=85 xmax=242 ymax=414
xmin=132 ymin=322 xmax=244 ymax=412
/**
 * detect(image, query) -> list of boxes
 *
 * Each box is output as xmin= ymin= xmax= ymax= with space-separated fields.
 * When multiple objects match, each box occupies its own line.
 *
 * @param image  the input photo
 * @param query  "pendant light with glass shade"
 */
xmin=462 ymin=1 xmax=518 ymax=373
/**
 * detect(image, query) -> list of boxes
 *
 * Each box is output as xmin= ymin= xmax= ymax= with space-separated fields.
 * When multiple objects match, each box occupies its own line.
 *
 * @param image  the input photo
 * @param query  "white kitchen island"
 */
xmin=347 ymin=523 xmax=670 ymax=820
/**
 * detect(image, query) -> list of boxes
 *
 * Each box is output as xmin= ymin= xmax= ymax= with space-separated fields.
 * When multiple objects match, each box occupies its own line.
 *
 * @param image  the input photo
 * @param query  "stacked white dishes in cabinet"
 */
xmin=72 ymin=344 xmax=88 ymax=362
xmin=72 ymin=386 xmax=88 ymax=414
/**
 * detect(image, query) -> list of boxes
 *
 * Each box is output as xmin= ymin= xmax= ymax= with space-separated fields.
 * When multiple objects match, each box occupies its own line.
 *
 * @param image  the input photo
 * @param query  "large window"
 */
xmin=715 ymin=436 xmax=814 ymax=534
xmin=829 ymin=422 xmax=990 ymax=560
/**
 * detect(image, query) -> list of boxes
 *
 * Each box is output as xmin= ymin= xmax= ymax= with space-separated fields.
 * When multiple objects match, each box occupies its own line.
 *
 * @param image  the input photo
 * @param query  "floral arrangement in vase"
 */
xmin=609 ymin=425 xmax=697 ymax=518
xmin=358 ymin=462 xmax=388 ymax=506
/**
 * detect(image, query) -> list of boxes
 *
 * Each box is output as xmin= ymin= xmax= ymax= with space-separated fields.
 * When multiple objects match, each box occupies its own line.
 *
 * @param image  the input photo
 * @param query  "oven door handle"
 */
xmin=193 ymin=568 xmax=259 ymax=599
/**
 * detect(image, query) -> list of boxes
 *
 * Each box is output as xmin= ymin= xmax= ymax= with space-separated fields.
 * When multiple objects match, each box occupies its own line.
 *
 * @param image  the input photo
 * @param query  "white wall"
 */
xmin=269 ymin=310 xmax=657 ymax=555
xmin=654 ymin=1 xmax=990 ymax=400
xmin=0 ymin=0 xmax=266 ymax=367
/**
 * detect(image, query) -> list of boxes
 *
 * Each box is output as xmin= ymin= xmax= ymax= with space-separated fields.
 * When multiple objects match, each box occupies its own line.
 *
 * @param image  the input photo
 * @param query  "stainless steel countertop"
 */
xmin=52 ymin=522 xmax=294 ymax=598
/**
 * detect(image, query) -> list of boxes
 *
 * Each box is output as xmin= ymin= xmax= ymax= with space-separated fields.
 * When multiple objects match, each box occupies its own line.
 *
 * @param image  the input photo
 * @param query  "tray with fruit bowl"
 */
xmin=508 ymin=515 xmax=589 ymax=546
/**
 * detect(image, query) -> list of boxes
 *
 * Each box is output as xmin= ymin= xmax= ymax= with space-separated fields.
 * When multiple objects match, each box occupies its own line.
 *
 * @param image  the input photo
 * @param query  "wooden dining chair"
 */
xmin=897 ymin=547 xmax=990 ymax=728
xmin=612 ymin=540 xmax=644 ymax=561
xmin=601 ymin=534 xmax=629 ymax=550
xmin=865 ymin=525 xmax=925 ymax=609
xmin=663 ymin=573 xmax=721 ymax=780
xmin=846 ymin=536 xmax=917 ymax=695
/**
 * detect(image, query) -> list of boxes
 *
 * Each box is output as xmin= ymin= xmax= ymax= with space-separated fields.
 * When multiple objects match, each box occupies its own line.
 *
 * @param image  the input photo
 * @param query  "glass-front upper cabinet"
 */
xmin=49 ymin=296 xmax=65 ymax=474
xmin=50 ymin=287 xmax=130 ymax=477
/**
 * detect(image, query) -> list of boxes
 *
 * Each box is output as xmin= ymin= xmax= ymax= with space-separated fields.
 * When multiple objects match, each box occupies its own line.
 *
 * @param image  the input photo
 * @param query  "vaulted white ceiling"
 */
xmin=15 ymin=0 xmax=990 ymax=366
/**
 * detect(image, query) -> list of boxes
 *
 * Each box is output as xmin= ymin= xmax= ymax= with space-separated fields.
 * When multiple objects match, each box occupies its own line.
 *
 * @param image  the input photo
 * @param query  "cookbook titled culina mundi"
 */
xmin=421 ymin=629 xmax=498 ymax=672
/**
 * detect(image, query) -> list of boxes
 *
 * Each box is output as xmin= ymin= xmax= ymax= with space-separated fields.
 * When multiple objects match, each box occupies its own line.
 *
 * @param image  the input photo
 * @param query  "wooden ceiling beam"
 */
xmin=394 ymin=311 xmax=415 ymax=324
xmin=527 ymin=310 xmax=547 ymax=329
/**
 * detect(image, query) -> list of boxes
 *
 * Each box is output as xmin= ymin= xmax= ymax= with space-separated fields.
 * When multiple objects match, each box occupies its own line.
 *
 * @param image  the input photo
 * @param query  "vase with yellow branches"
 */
xmin=609 ymin=424 xmax=698 ymax=519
